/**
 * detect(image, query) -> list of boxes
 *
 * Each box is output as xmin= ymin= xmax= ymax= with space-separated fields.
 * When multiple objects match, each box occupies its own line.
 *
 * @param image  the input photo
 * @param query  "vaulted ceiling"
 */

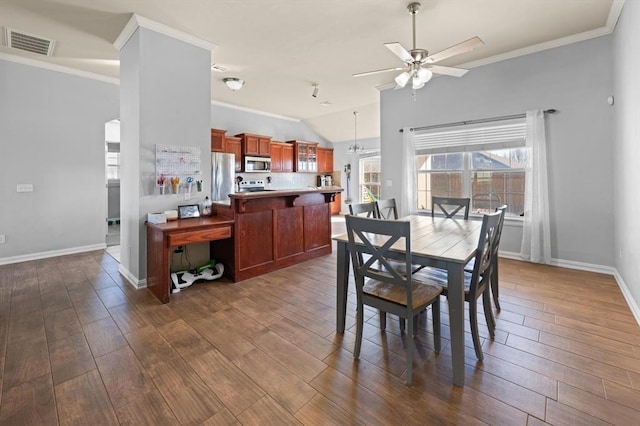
xmin=0 ymin=0 xmax=623 ymax=142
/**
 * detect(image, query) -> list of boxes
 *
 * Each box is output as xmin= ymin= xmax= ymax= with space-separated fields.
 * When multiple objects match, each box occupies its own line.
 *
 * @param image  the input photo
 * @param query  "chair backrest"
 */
xmin=468 ymin=211 xmax=502 ymax=297
xmin=493 ymin=205 xmax=508 ymax=256
xmin=345 ymin=215 xmax=412 ymax=299
xmin=376 ymin=198 xmax=398 ymax=220
xmin=349 ymin=202 xmax=378 ymax=218
xmin=431 ymin=196 xmax=470 ymax=219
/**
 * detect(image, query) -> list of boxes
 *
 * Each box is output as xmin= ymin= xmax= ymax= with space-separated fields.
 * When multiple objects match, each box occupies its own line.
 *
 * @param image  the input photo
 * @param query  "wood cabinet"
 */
xmin=288 ymin=140 xmax=318 ymax=173
xmin=270 ymin=141 xmax=294 ymax=172
xmin=236 ymin=133 xmax=272 ymax=157
xmin=225 ymin=136 xmax=242 ymax=172
xmin=331 ymin=192 xmax=341 ymax=215
xmin=211 ymin=128 xmax=227 ymax=152
xmin=317 ymin=147 xmax=334 ymax=173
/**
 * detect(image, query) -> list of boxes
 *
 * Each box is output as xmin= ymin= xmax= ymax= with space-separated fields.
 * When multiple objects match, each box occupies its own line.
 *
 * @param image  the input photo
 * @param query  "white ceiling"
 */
xmin=0 ymin=0 xmax=623 ymax=143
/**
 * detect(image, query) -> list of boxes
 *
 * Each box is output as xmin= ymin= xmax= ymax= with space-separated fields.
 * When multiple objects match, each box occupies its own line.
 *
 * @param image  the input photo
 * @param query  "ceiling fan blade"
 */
xmin=424 ymin=36 xmax=484 ymax=64
xmin=353 ymin=66 xmax=406 ymax=78
xmin=428 ymin=65 xmax=469 ymax=77
xmin=384 ymin=42 xmax=413 ymax=63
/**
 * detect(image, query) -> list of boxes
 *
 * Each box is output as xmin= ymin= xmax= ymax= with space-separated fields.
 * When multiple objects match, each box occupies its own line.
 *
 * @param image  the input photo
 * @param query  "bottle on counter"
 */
xmin=202 ymin=196 xmax=213 ymax=216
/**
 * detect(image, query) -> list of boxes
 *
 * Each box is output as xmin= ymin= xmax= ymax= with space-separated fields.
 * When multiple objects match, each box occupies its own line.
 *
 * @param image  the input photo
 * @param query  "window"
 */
xmin=359 ymin=156 xmax=381 ymax=202
xmin=106 ymin=143 xmax=120 ymax=180
xmin=414 ymin=119 xmax=527 ymax=216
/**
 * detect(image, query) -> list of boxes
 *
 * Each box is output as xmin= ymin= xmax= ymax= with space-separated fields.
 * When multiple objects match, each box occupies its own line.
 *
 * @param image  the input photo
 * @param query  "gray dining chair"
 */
xmin=375 ymin=198 xmax=398 ymax=220
xmin=464 ymin=204 xmax=507 ymax=311
xmin=349 ymin=202 xmax=378 ymax=218
xmin=414 ymin=211 xmax=501 ymax=361
xmin=345 ymin=214 xmax=442 ymax=385
xmin=431 ymin=196 xmax=470 ymax=219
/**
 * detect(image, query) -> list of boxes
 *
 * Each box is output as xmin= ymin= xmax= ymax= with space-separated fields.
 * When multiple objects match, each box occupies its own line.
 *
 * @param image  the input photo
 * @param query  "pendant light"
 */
xmin=347 ymin=111 xmax=365 ymax=154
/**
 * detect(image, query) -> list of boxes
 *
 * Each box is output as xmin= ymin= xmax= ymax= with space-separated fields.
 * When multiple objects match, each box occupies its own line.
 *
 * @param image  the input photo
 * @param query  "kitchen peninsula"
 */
xmin=213 ymin=186 xmax=342 ymax=282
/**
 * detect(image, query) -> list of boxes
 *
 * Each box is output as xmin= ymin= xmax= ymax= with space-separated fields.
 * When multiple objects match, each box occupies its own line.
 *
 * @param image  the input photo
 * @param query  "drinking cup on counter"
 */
xmin=172 ymin=183 xmax=180 ymax=194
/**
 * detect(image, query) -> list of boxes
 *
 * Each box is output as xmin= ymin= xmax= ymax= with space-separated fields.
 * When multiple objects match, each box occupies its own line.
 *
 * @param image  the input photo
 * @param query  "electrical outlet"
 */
xmin=17 ymin=183 xmax=34 ymax=193
xmin=0 ymin=235 xmax=5 ymax=244
xmin=184 ymin=193 xmax=191 ymax=200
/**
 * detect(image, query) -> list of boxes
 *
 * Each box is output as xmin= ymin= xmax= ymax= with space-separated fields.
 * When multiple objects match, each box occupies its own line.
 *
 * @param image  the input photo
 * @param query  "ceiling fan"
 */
xmin=354 ymin=2 xmax=484 ymax=89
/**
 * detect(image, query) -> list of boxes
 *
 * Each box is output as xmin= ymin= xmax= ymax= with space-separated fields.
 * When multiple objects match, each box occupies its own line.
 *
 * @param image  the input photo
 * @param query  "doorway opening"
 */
xmin=105 ymin=119 xmax=121 ymax=262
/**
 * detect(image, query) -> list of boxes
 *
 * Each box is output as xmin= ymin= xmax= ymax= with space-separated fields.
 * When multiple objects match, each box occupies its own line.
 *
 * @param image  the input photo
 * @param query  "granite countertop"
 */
xmin=212 ymin=186 xmax=343 ymax=204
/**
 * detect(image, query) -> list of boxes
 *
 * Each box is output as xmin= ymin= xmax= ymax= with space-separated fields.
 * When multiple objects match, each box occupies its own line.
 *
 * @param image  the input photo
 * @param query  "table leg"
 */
xmin=447 ymin=262 xmax=466 ymax=386
xmin=336 ymin=240 xmax=349 ymax=334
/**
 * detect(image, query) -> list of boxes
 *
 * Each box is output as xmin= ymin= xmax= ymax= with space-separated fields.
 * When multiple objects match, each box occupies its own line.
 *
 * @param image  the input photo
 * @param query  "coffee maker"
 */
xmin=317 ymin=174 xmax=332 ymax=187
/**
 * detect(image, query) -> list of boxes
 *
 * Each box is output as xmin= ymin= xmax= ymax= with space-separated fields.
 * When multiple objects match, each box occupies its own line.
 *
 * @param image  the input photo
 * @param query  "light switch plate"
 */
xmin=17 ymin=184 xmax=34 ymax=192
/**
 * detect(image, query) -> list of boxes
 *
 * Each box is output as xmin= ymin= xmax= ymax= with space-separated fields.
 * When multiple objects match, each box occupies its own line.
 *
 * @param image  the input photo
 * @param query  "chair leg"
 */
xmin=482 ymin=288 xmax=495 ymax=337
xmin=406 ymin=315 xmax=414 ymax=385
xmin=379 ymin=310 xmax=387 ymax=330
xmin=399 ymin=318 xmax=406 ymax=332
xmin=492 ymin=260 xmax=501 ymax=311
xmin=354 ymin=306 xmax=364 ymax=359
xmin=469 ymin=300 xmax=484 ymax=361
xmin=412 ymin=315 xmax=419 ymax=337
xmin=432 ymin=299 xmax=441 ymax=353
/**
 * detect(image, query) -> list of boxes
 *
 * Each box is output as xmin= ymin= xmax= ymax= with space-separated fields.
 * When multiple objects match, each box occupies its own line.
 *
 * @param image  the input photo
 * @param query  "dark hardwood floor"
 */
xmin=0 ymin=239 xmax=639 ymax=424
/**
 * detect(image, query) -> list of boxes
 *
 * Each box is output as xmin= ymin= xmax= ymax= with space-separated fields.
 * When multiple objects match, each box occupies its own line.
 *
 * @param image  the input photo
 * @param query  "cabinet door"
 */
xmin=258 ymin=137 xmax=271 ymax=156
xmin=307 ymin=144 xmax=318 ymax=173
xmin=244 ymin=135 xmax=260 ymax=156
xmin=325 ymin=149 xmax=334 ymax=173
xmin=331 ymin=192 xmax=341 ymax=215
xmin=296 ymin=144 xmax=308 ymax=172
xmin=282 ymin=144 xmax=294 ymax=172
xmin=270 ymin=143 xmax=283 ymax=172
xmin=225 ymin=137 xmax=242 ymax=172
xmin=211 ymin=129 xmax=226 ymax=152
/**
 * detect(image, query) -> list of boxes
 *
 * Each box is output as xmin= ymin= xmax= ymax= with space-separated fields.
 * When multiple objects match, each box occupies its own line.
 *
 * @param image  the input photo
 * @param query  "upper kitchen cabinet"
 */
xmin=288 ymin=140 xmax=318 ymax=172
xmin=270 ymin=141 xmax=294 ymax=172
xmin=236 ymin=133 xmax=272 ymax=157
xmin=211 ymin=128 xmax=227 ymax=152
xmin=225 ymin=136 xmax=242 ymax=172
xmin=317 ymin=147 xmax=334 ymax=173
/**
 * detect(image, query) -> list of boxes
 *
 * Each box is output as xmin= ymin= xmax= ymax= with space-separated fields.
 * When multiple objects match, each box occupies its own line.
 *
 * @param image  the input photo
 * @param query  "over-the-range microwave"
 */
xmin=244 ymin=155 xmax=271 ymax=172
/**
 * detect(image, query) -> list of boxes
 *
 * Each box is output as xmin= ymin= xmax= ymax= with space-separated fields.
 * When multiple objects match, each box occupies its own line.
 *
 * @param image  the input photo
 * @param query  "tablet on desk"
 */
xmin=178 ymin=204 xmax=200 ymax=219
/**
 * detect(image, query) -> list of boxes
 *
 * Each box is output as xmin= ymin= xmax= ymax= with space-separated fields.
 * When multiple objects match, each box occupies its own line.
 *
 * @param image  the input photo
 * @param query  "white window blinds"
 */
xmin=414 ymin=118 xmax=526 ymax=154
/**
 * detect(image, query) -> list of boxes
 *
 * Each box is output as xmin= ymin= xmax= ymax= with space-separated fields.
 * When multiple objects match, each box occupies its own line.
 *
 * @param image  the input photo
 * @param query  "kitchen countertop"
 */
xmin=213 ymin=186 xmax=343 ymax=204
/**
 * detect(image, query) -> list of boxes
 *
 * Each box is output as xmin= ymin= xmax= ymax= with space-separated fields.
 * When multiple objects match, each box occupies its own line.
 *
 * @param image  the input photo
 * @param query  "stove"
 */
xmin=238 ymin=180 xmax=266 ymax=192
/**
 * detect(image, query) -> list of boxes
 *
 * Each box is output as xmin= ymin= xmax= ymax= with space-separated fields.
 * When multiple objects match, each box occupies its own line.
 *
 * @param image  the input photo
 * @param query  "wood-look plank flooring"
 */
xmin=1 ymin=231 xmax=639 ymax=424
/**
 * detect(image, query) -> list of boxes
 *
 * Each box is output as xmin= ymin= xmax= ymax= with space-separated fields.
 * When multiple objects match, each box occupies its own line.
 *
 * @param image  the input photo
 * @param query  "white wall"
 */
xmin=0 ymin=60 xmax=119 ymax=261
xmin=380 ymin=36 xmax=614 ymax=266
xmin=211 ymin=102 xmax=329 ymax=146
xmin=612 ymin=1 xmax=640 ymax=312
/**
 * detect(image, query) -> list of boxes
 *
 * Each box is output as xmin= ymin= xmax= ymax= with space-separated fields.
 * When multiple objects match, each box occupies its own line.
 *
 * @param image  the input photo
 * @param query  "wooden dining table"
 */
xmin=333 ymin=215 xmax=483 ymax=387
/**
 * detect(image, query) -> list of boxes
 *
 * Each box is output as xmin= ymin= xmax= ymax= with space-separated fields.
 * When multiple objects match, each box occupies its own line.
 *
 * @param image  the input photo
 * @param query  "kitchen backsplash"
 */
xmin=235 ymin=172 xmax=335 ymax=190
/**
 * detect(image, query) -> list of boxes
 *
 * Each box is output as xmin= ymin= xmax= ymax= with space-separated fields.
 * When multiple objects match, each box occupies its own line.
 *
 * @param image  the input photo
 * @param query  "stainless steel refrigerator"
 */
xmin=211 ymin=152 xmax=235 ymax=204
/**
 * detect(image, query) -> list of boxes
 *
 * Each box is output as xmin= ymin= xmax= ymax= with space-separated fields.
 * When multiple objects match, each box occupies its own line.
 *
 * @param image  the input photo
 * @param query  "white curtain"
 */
xmin=400 ymin=128 xmax=417 ymax=217
xmin=520 ymin=109 xmax=552 ymax=264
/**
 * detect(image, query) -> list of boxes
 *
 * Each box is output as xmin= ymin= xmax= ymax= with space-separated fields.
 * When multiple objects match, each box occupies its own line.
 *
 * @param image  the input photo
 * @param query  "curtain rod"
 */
xmin=399 ymin=109 xmax=557 ymax=132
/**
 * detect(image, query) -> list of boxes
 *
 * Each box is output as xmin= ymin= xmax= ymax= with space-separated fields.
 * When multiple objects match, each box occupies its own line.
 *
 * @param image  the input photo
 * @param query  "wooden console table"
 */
xmin=146 ymin=217 xmax=234 ymax=303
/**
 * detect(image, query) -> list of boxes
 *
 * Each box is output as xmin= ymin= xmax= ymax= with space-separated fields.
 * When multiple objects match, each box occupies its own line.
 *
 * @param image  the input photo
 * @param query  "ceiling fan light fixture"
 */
xmin=395 ymin=70 xmax=412 ymax=87
xmin=412 ymin=77 xmax=425 ymax=90
xmin=223 ymin=77 xmax=244 ymax=91
xmin=416 ymin=67 xmax=433 ymax=83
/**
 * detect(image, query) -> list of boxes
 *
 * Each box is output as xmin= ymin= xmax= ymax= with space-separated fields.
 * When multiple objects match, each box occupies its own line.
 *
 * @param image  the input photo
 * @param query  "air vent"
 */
xmin=4 ymin=27 xmax=55 ymax=56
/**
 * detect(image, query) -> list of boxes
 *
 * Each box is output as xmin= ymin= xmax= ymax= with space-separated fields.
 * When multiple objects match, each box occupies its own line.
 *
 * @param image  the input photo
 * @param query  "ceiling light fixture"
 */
xmin=312 ymin=84 xmax=319 ymax=98
xmin=223 ymin=77 xmax=244 ymax=91
xmin=347 ymin=111 xmax=365 ymax=154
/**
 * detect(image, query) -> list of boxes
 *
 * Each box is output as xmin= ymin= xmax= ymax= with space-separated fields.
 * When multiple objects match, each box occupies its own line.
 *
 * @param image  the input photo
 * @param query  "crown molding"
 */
xmin=0 ymin=52 xmax=119 ymax=84
xmin=210 ymin=99 xmax=299 ymax=122
xmin=113 ymin=13 xmax=215 ymax=52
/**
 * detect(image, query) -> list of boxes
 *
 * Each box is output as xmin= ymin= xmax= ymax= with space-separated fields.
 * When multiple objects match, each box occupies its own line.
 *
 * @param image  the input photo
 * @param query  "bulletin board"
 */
xmin=155 ymin=144 xmax=202 ymax=194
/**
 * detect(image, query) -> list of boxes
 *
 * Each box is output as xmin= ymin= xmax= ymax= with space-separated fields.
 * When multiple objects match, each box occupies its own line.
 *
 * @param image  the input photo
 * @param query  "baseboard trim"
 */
xmin=0 ymin=243 xmax=107 ymax=266
xmin=499 ymin=250 xmax=639 ymax=326
xmin=118 ymin=264 xmax=147 ymax=290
